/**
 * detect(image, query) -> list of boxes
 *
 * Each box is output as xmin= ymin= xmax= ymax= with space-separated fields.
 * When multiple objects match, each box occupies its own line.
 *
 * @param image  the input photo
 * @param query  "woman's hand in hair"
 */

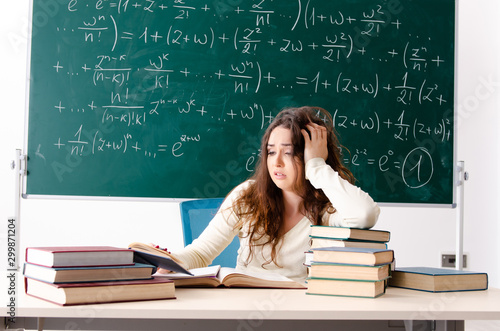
xmin=301 ymin=122 xmax=328 ymax=164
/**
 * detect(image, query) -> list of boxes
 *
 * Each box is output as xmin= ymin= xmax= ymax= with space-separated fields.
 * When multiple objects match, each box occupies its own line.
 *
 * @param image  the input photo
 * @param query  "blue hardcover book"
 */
xmin=23 ymin=262 xmax=156 ymax=284
xmin=388 ymin=267 xmax=488 ymax=292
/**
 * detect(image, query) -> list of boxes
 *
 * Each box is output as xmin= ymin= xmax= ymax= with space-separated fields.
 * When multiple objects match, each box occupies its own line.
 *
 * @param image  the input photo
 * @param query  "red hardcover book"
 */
xmin=25 ymin=277 xmax=176 ymax=306
xmin=26 ymin=246 xmax=134 ymax=268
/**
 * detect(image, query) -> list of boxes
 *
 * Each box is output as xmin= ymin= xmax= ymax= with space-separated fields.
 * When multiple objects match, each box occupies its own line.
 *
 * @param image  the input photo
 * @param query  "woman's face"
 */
xmin=266 ymin=127 xmax=301 ymax=193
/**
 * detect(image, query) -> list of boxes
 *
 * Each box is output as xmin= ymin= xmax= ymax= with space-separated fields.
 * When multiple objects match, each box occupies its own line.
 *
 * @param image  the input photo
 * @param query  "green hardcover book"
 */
xmin=306 ymin=277 xmax=387 ymax=298
xmin=308 ymin=262 xmax=391 ymax=281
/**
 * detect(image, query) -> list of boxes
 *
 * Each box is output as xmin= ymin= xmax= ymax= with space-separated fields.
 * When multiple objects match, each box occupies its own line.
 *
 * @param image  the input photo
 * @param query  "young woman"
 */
xmin=170 ymin=106 xmax=380 ymax=283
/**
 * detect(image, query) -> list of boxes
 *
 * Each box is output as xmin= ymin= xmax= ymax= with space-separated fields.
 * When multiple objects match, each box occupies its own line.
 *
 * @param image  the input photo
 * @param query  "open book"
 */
xmin=158 ymin=265 xmax=306 ymax=289
xmin=128 ymin=242 xmax=192 ymax=275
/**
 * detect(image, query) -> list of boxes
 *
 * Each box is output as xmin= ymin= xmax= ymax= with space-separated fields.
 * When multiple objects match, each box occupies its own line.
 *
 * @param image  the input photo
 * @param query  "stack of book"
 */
xmin=309 ymin=225 xmax=391 ymax=250
xmin=306 ymin=246 xmax=394 ymax=298
xmin=23 ymin=246 xmax=176 ymax=306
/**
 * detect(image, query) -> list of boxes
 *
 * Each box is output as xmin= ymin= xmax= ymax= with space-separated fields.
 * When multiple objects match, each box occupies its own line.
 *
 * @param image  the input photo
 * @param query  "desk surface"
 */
xmin=11 ymin=287 xmax=500 ymax=321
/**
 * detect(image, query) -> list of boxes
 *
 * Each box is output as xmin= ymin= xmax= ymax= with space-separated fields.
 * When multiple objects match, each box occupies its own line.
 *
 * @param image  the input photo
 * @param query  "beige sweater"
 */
xmin=172 ymin=158 xmax=380 ymax=283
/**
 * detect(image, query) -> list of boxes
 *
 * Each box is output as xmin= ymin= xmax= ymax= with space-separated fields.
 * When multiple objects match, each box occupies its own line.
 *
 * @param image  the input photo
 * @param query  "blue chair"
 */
xmin=179 ymin=198 xmax=239 ymax=268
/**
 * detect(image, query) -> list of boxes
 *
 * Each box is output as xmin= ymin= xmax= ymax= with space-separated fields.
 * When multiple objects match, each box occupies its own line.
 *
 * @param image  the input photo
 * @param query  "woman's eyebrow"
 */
xmin=267 ymin=143 xmax=292 ymax=147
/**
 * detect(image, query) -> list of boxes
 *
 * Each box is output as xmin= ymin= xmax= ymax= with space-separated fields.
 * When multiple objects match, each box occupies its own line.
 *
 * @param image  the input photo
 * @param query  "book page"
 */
xmin=159 ymin=265 xmax=221 ymax=279
xmin=218 ymin=267 xmax=304 ymax=285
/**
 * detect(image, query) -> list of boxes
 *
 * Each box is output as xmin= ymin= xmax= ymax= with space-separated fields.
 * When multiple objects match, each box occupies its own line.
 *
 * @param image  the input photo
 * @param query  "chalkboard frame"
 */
xmin=23 ymin=0 xmax=458 ymax=206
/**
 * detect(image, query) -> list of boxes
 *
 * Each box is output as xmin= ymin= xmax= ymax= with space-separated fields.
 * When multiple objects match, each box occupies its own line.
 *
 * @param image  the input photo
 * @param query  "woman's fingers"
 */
xmin=303 ymin=123 xmax=328 ymax=162
xmin=155 ymin=267 xmax=174 ymax=274
xmin=306 ymin=123 xmax=327 ymax=140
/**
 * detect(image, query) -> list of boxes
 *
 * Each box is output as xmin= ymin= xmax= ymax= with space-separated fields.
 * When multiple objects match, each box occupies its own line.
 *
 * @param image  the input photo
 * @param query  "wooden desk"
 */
xmin=4 ymin=287 xmax=500 ymax=331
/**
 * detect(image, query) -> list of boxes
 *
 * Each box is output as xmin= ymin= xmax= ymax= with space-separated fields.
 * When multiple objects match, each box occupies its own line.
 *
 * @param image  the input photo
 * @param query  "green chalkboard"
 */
xmin=25 ymin=0 xmax=455 ymax=204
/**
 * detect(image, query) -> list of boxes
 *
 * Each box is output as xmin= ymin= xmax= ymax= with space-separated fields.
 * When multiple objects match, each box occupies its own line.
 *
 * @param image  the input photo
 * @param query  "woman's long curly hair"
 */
xmin=232 ymin=106 xmax=355 ymax=267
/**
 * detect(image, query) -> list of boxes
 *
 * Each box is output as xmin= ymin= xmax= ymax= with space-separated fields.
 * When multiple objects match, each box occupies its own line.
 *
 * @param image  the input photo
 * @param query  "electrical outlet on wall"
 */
xmin=441 ymin=253 xmax=468 ymax=268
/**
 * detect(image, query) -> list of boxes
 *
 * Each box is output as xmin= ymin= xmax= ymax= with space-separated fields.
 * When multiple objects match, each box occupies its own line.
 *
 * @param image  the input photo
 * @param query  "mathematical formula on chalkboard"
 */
xmin=26 ymin=0 xmax=455 ymax=203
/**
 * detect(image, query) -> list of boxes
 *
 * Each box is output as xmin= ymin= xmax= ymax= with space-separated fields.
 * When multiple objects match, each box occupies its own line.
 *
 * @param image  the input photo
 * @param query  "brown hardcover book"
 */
xmin=25 ymin=277 xmax=175 ymax=306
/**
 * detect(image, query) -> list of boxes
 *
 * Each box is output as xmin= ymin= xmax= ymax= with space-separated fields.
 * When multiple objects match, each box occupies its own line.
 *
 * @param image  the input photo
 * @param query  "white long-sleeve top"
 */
xmin=172 ymin=158 xmax=380 ymax=283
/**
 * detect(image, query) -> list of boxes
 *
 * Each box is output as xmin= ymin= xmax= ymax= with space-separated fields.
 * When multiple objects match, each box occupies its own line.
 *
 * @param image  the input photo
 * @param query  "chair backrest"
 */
xmin=179 ymin=198 xmax=239 ymax=268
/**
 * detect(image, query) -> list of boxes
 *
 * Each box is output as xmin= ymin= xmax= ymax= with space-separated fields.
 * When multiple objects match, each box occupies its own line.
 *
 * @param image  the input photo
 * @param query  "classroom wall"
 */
xmin=1 ymin=0 xmax=499 ymax=293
